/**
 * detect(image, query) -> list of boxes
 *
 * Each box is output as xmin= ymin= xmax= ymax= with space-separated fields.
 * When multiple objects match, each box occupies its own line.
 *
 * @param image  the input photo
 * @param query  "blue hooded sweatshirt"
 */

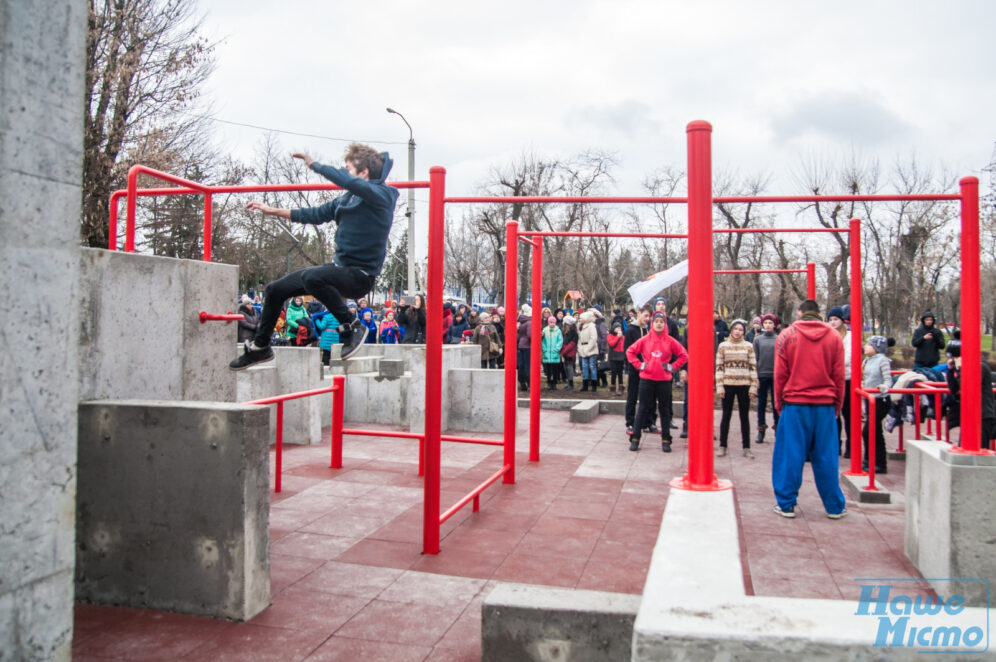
xmin=290 ymin=153 xmax=399 ymax=276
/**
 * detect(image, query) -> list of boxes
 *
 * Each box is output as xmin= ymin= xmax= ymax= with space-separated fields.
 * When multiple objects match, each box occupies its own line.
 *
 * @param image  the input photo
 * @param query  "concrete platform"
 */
xmin=842 ymin=471 xmax=893 ymax=503
xmin=569 ymin=400 xmax=600 ymax=423
xmin=73 ymin=408 xmax=928 ymax=660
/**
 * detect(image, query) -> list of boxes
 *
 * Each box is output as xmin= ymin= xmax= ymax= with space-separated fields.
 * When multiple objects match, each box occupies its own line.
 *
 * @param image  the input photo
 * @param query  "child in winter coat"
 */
xmin=560 ymin=316 xmax=579 ymax=390
xmin=360 ymin=307 xmax=378 ymax=344
xmin=862 ymin=335 xmax=893 ymax=474
xmin=625 ymin=312 xmax=688 ymax=453
xmin=378 ymin=309 xmax=402 ymax=344
xmin=715 ymin=319 xmax=759 ymax=459
xmin=313 ymin=311 xmax=340 ymax=365
xmin=541 ymin=316 xmax=564 ymax=390
xmin=577 ymin=311 xmax=600 ymax=393
xmin=606 ymin=322 xmax=626 ymax=396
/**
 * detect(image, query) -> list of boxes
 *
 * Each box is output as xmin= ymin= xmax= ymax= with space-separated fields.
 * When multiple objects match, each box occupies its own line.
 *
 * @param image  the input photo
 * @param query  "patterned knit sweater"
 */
xmin=715 ymin=338 xmax=758 ymax=392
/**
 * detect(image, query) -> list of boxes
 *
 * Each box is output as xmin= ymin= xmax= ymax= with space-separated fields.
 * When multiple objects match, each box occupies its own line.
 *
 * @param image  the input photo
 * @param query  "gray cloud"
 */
xmin=564 ymin=99 xmax=662 ymax=136
xmin=772 ymin=91 xmax=913 ymax=145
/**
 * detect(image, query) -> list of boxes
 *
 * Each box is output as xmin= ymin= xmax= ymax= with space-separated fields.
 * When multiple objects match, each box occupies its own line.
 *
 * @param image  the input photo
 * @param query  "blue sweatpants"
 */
xmin=772 ymin=404 xmax=846 ymax=515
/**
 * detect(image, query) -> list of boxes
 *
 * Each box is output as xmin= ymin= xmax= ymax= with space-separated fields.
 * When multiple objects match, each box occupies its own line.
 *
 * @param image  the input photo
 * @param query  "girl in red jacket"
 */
xmin=625 ymin=312 xmax=689 ymax=452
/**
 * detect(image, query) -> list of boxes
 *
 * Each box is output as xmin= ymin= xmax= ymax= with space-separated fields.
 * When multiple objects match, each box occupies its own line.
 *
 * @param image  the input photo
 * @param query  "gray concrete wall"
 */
xmin=78 ymin=248 xmax=238 ymax=402
xmin=482 ymin=584 xmax=640 ymax=662
xmin=447 ymin=369 xmax=504 ymax=432
xmin=0 ymin=1 xmax=86 ymax=659
xmin=76 ymin=401 xmax=270 ymax=621
xmin=236 ymin=347 xmax=323 ymax=444
xmin=906 ymin=440 xmax=996 ymax=607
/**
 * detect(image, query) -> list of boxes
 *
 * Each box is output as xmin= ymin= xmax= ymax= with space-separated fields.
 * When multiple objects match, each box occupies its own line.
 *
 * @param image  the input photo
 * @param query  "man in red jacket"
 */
xmin=772 ymin=299 xmax=847 ymax=519
xmin=625 ymin=312 xmax=688 ymax=453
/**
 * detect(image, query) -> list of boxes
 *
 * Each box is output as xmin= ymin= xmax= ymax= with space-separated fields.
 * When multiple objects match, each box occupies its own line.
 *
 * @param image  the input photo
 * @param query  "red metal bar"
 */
xmin=330 ymin=375 xmax=344 ymax=469
xmin=672 ymin=120 xmax=728 ymax=491
xmin=518 ymin=236 xmax=538 ymax=247
xmin=439 ymin=465 xmax=511 ymax=524
xmin=529 ymin=240 xmax=543 ymax=463
xmin=523 ymin=231 xmax=690 ymax=239
xmin=337 ymin=428 xmax=503 ymax=446
xmin=445 ymin=193 xmax=959 ymax=205
xmin=423 ymin=166 xmax=446 ymax=555
xmin=125 ymin=165 xmax=212 ymax=253
xmin=846 ymin=219 xmax=865 ymax=475
xmin=275 ymin=401 xmax=283 ymax=493
xmin=915 ymin=394 xmax=922 ymax=439
xmin=954 ymin=177 xmax=982 ymax=453
xmin=935 ymin=392 xmax=943 ymax=441
xmin=199 ymin=311 xmax=243 ymax=323
xmin=448 ymin=196 xmax=689 ymax=204
xmin=714 ymin=269 xmax=805 ymax=274
xmin=897 ymin=421 xmax=905 ymax=453
xmin=859 ymin=391 xmax=880 ymax=491
xmin=419 ymin=436 xmax=425 ymax=477
xmin=245 ymin=383 xmax=340 ymax=406
xmin=806 ymin=262 xmax=816 ymax=300
xmin=504 ymin=221 xmax=519 ymax=485
xmin=203 ymin=193 xmax=213 ymax=261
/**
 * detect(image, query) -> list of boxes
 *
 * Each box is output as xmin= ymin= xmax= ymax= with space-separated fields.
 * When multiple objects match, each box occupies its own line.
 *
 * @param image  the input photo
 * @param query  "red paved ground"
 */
xmin=73 ymin=407 xmax=929 ymax=661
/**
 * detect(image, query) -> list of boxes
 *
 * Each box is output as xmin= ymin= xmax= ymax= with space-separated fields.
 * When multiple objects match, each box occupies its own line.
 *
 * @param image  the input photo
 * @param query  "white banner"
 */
xmin=627 ymin=260 xmax=689 ymax=309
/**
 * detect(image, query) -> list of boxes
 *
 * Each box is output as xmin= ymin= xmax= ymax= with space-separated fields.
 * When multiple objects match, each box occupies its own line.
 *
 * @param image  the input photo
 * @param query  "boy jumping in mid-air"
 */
xmin=230 ymin=144 xmax=399 ymax=370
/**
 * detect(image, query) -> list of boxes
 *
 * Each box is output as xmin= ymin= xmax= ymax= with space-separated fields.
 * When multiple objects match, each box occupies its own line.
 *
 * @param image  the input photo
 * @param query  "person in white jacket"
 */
xmin=577 ymin=310 xmax=601 ymax=393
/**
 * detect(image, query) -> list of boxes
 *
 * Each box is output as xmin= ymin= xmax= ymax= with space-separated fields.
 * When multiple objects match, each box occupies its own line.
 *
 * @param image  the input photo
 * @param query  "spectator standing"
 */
xmin=713 ymin=310 xmax=730 ymax=351
xmin=359 ymin=307 xmax=378 ymax=344
xmin=771 ymin=299 xmax=847 ymax=519
xmin=314 ymin=309 xmax=341 ymax=365
xmin=911 ymin=312 xmax=946 ymax=370
xmin=400 ymin=294 xmax=426 ymax=343
xmin=593 ymin=307 xmax=609 ymax=388
xmin=577 ymin=310 xmax=600 ymax=393
xmin=378 ymin=309 xmax=402 ymax=344
xmin=625 ymin=312 xmax=688 ymax=452
xmin=516 ymin=304 xmax=532 ymax=391
xmin=448 ymin=311 xmax=470 ymax=344
xmin=560 ymin=315 xmax=579 ymax=390
xmin=752 ymin=313 xmax=779 ymax=444
xmin=745 ymin=317 xmax=762 ymax=343
xmin=624 ymin=307 xmax=654 ymax=435
xmin=826 ymin=305 xmax=852 ymax=455
xmin=944 ymin=337 xmax=996 ymax=449
xmin=541 ymin=316 xmax=564 ymax=390
xmin=606 ymin=322 xmax=626 ymax=396
xmin=237 ymin=295 xmax=259 ymax=345
xmin=861 ymin=336 xmax=893 ymax=474
xmin=473 ymin=312 xmax=501 ymax=369
xmin=715 ymin=319 xmax=758 ymax=459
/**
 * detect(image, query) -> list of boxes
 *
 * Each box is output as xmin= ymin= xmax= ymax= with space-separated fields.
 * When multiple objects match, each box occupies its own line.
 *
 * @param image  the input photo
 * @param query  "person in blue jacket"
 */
xmin=231 ymin=144 xmax=399 ymax=369
xmin=359 ymin=307 xmax=378 ymax=344
xmin=313 ymin=310 xmax=340 ymax=366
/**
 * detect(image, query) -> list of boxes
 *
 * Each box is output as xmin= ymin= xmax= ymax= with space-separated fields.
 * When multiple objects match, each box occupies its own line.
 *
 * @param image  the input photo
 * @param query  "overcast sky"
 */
xmin=199 ymin=1 xmax=995 ymax=256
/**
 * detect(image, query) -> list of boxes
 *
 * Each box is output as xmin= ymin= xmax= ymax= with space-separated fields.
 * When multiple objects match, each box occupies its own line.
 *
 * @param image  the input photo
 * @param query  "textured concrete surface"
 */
xmin=78 ymin=249 xmax=238 ymax=402
xmin=237 ymin=347 xmax=322 ymax=445
xmin=0 ymin=1 xmax=86 ymax=659
xmin=482 ymin=583 xmax=640 ymax=662
xmin=841 ymin=471 xmax=892 ymax=503
xmin=379 ymin=359 xmax=405 ymax=378
xmin=409 ymin=344 xmax=479 ymax=433
xmin=76 ymin=401 xmax=270 ymax=620
xmin=570 ymin=400 xmax=600 ymax=423
xmin=448 ymin=368 xmax=504 ymax=432
xmin=906 ymin=440 xmax=996 ymax=607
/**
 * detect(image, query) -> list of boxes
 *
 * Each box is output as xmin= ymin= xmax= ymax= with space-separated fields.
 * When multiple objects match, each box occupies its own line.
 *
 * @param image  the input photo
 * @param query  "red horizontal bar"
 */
xmin=522 ymin=231 xmax=689 ymax=239
xmin=199 ymin=312 xmax=243 ymax=323
xmin=339 ymin=428 xmax=503 ymax=446
xmin=445 ymin=193 xmax=959 ymax=205
xmin=858 ymin=387 xmax=951 ymax=396
xmin=245 ymin=384 xmax=340 ymax=406
xmin=714 ymin=269 xmax=805 ymax=274
xmin=113 ymin=181 xmax=429 ymax=201
xmin=439 ymin=464 xmax=511 ymax=524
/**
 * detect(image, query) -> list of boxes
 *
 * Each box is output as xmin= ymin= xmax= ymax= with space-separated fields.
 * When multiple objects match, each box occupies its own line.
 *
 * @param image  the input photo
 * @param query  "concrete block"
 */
xmin=342 ymin=373 xmax=370 ymax=423
xmin=448 ymin=370 xmax=473 ymax=428
xmin=270 ymin=347 xmax=321 ymax=445
xmin=841 ymin=472 xmax=892 ymax=504
xmin=379 ymin=359 xmax=405 ymax=378
xmin=78 ymin=249 xmax=237 ymax=403
xmin=887 ymin=449 xmax=907 ymax=460
xmin=446 ymin=369 xmax=504 ymax=432
xmin=906 ymin=440 xmax=996 ymax=607
xmin=326 ymin=355 xmax=380 ymax=376
xmin=76 ymin=401 xmax=270 ymax=620
xmin=518 ymin=398 xmax=578 ymax=411
xmin=482 ymin=583 xmax=640 ymax=662
xmin=570 ymin=401 xmax=600 ymax=423
xmin=598 ymin=400 xmax=626 ymax=416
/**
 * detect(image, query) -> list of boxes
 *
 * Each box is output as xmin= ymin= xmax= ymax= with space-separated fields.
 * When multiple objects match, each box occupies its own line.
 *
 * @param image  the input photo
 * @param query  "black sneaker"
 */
xmin=646 ymin=424 xmax=660 ymax=434
xmin=629 ymin=438 xmax=640 ymax=451
xmin=339 ymin=319 xmax=368 ymax=360
xmin=229 ymin=341 xmax=274 ymax=371
xmin=679 ymin=422 xmax=688 ymax=439
xmin=661 ymin=441 xmax=672 ymax=453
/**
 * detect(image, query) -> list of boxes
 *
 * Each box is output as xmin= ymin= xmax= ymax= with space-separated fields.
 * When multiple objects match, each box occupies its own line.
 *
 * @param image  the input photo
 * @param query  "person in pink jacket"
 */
xmin=625 ymin=312 xmax=689 ymax=452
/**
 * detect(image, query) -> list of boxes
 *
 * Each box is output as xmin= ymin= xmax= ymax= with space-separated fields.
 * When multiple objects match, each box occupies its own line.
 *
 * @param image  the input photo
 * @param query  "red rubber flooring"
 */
xmin=73 ymin=407 xmax=929 ymax=661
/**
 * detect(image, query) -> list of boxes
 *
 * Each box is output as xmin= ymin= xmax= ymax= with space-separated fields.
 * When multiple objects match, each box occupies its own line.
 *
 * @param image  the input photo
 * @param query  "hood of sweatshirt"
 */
xmin=794 ymin=319 xmax=833 ymax=342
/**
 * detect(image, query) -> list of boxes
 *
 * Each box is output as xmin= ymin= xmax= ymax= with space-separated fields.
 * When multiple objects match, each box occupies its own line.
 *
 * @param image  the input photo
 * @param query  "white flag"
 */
xmin=627 ymin=260 xmax=689 ymax=309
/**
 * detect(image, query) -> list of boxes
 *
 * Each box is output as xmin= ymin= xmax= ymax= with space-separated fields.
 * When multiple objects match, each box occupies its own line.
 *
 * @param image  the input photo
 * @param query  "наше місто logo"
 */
xmin=854 ymin=579 xmax=989 ymax=653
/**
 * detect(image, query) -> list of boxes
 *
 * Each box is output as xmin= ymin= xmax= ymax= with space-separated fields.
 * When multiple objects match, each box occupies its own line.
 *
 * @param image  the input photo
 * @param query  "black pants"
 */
xmin=719 ymin=385 xmax=751 ymax=448
xmin=862 ymin=394 xmax=890 ymax=470
xmin=631 ymin=379 xmax=672 ymax=441
xmin=609 ymin=359 xmax=625 ymax=386
xmin=756 ymin=376 xmax=779 ymax=428
xmin=543 ymin=362 xmax=559 ymax=386
xmin=625 ymin=365 xmax=656 ymax=428
xmin=517 ymin=348 xmax=530 ymax=388
xmin=481 ymin=358 xmax=496 ymax=369
xmin=255 ymin=263 xmax=374 ymax=347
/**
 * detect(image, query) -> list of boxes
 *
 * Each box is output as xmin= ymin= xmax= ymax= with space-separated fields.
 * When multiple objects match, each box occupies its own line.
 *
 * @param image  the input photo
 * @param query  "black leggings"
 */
xmin=719 ymin=385 xmax=751 ymax=448
xmin=632 ymin=379 xmax=673 ymax=441
xmin=255 ymin=263 xmax=374 ymax=347
xmin=609 ymin=359 xmax=625 ymax=386
xmin=863 ymin=395 xmax=890 ymax=469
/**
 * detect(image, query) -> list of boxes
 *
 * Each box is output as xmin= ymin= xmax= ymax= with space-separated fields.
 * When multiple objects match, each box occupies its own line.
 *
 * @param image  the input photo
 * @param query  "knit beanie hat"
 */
xmin=652 ymin=312 xmax=667 ymax=322
xmin=827 ymin=306 xmax=846 ymax=322
xmin=563 ymin=315 xmax=576 ymax=325
xmin=868 ymin=335 xmax=889 ymax=354
xmin=760 ymin=313 xmax=778 ymax=325
xmin=730 ymin=318 xmax=748 ymax=333
xmin=547 ymin=316 xmax=557 ymax=324
xmin=521 ymin=304 xmax=531 ymax=316
xmin=751 ymin=316 xmax=761 ymax=326
xmin=946 ymin=339 xmax=961 ymax=358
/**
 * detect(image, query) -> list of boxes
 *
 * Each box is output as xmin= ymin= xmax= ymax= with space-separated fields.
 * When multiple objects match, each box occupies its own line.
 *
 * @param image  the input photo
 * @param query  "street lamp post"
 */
xmin=387 ymin=107 xmax=416 ymax=294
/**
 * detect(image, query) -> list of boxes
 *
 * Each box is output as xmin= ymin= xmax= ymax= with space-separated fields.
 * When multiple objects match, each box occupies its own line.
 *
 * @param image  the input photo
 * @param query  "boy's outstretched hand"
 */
xmin=292 ymin=152 xmax=315 ymax=167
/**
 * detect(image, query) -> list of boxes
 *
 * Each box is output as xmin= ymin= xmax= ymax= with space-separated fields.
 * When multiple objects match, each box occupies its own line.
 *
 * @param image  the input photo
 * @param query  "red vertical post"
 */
xmin=108 ymin=191 xmax=121 ymax=251
xmin=422 ymin=166 xmax=446 ymax=555
xmin=125 ymin=166 xmax=139 ymax=253
xmin=958 ymin=177 xmax=982 ymax=452
xmin=203 ymin=193 xmax=213 ymax=262
xmin=529 ymin=240 xmax=543 ymax=462
xmin=671 ymin=120 xmax=728 ymax=491
xmin=866 ymin=395 xmax=877 ymax=490
xmin=806 ymin=262 xmax=816 ymax=300
xmin=275 ymin=401 xmax=284 ymax=493
xmin=503 ymin=221 xmax=519 ymax=484
xmin=897 ymin=422 xmax=905 ymax=453
xmin=845 ymin=219 xmax=865 ymax=475
xmin=935 ymin=392 xmax=943 ymax=440
xmin=330 ymin=375 xmax=345 ymax=469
